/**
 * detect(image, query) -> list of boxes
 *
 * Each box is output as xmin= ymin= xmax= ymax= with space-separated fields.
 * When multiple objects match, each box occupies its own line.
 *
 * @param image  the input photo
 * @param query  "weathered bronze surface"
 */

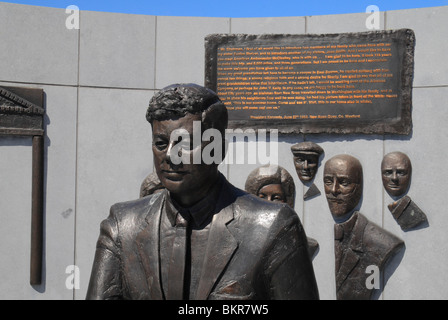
xmin=0 ymin=86 xmax=45 ymax=285
xmin=291 ymin=142 xmax=323 ymax=184
xmin=87 ymin=84 xmax=319 ymax=300
xmin=291 ymin=141 xmax=324 ymax=200
xmin=303 ymin=183 xmax=321 ymax=200
xmin=323 ymin=154 xmax=363 ymax=221
xmin=381 ymin=151 xmax=412 ymax=197
xmin=205 ymin=29 xmax=415 ymax=135
xmin=140 ymin=171 xmax=164 ymax=198
xmin=244 ymin=164 xmax=295 ymax=208
xmin=0 ymin=86 xmax=44 ymax=136
xmin=244 ymin=164 xmax=319 ymax=258
xmin=382 ymin=152 xmax=428 ymax=230
xmin=388 ymin=196 xmax=428 ymax=231
xmin=324 ymin=154 xmax=404 ymax=300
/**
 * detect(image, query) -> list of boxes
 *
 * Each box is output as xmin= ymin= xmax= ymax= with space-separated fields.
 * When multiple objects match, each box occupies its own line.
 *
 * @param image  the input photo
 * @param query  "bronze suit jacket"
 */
xmin=335 ymin=212 xmax=404 ymax=300
xmin=86 ymin=178 xmax=319 ymax=300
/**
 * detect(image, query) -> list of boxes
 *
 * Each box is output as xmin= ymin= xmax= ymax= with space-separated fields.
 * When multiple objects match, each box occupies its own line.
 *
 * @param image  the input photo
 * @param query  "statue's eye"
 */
xmin=154 ymin=140 xmax=168 ymax=151
xmin=272 ymin=195 xmax=285 ymax=201
xmin=339 ymin=179 xmax=350 ymax=187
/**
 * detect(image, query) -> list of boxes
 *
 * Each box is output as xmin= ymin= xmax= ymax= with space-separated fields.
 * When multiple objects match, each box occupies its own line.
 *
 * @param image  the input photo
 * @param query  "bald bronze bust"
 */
xmin=86 ymin=84 xmax=319 ymax=300
xmin=382 ymin=152 xmax=428 ymax=231
xmin=381 ymin=151 xmax=412 ymax=198
xmin=324 ymin=154 xmax=404 ymax=300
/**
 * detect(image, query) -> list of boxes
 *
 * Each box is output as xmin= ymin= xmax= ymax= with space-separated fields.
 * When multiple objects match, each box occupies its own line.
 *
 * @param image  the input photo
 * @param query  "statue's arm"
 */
xmin=265 ymin=207 xmax=320 ymax=300
xmin=86 ymin=206 xmax=123 ymax=300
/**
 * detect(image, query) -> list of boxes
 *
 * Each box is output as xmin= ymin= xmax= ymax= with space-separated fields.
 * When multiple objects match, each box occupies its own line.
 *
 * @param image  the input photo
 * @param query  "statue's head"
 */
xmin=146 ymin=83 xmax=228 ymax=206
xmin=323 ymin=154 xmax=363 ymax=220
xmin=381 ymin=151 xmax=412 ymax=197
xmin=291 ymin=142 xmax=324 ymax=183
xmin=245 ymin=164 xmax=296 ymax=209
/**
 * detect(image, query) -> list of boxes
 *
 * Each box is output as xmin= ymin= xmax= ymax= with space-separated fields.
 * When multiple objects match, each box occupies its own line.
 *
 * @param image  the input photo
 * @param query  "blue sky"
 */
xmin=2 ymin=0 xmax=447 ymax=17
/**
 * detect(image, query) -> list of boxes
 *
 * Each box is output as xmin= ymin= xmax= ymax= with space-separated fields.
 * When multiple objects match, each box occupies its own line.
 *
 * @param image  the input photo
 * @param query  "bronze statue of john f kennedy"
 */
xmin=86 ymin=83 xmax=319 ymax=300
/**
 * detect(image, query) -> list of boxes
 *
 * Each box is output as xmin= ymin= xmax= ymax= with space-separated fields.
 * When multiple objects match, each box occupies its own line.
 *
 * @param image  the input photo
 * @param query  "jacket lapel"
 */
xmin=135 ymin=191 xmax=165 ymax=300
xmin=336 ymin=249 xmax=360 ymax=291
xmin=195 ymin=202 xmax=238 ymax=300
xmin=335 ymin=212 xmax=367 ymax=291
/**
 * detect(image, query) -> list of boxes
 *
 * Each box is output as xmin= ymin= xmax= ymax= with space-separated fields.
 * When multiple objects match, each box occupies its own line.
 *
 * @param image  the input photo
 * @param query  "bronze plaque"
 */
xmin=0 ymin=85 xmax=45 ymax=285
xmin=0 ymin=86 xmax=44 ymax=136
xmin=205 ymin=29 xmax=415 ymax=135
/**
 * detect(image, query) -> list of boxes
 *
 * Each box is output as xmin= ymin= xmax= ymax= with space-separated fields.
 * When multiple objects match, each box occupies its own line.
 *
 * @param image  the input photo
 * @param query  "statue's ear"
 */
xmin=202 ymin=103 xmax=228 ymax=134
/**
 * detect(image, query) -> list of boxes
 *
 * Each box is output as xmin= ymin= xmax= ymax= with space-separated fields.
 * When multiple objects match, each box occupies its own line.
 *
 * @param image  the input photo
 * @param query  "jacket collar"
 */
xmin=136 ymin=175 xmax=238 ymax=300
xmin=165 ymin=174 xmax=225 ymax=229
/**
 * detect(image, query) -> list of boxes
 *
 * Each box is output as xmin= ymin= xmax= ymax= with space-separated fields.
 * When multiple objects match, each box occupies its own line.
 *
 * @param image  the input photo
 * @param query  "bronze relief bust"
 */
xmin=245 ymin=164 xmax=319 ymax=258
xmin=290 ymin=141 xmax=324 ymax=200
xmin=382 ymin=152 xmax=428 ymax=231
xmin=324 ymin=154 xmax=404 ymax=300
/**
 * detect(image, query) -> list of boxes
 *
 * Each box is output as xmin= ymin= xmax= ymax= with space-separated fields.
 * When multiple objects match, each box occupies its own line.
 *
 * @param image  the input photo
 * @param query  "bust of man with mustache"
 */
xmin=324 ymin=154 xmax=404 ymax=300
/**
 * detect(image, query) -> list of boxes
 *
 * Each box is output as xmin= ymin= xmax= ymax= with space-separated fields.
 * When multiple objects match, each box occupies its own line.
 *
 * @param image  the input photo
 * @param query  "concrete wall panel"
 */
xmin=231 ymin=17 xmax=305 ymax=34
xmin=382 ymin=87 xmax=448 ymax=299
xmin=0 ymin=3 xmax=79 ymax=85
xmin=0 ymin=82 xmax=77 ymax=299
xmin=75 ymin=87 xmax=154 ymax=298
xmin=386 ymin=6 xmax=448 ymax=87
xmin=307 ymin=11 xmax=385 ymax=34
xmin=155 ymin=16 xmax=230 ymax=89
xmin=79 ymin=11 xmax=156 ymax=89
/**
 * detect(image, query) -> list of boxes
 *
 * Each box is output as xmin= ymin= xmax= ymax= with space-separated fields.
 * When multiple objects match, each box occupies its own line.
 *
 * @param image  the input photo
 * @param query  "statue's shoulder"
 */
xmin=358 ymin=212 xmax=404 ymax=253
xmin=230 ymin=184 xmax=299 ymax=225
xmin=109 ymin=190 xmax=165 ymax=222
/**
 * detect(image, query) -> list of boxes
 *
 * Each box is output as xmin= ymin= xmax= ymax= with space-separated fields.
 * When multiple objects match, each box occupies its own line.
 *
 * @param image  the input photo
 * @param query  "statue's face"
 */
xmin=152 ymin=113 xmax=217 ymax=206
xmin=324 ymin=156 xmax=362 ymax=218
xmin=293 ymin=152 xmax=320 ymax=183
xmin=381 ymin=152 xmax=412 ymax=197
xmin=257 ymin=184 xmax=286 ymax=204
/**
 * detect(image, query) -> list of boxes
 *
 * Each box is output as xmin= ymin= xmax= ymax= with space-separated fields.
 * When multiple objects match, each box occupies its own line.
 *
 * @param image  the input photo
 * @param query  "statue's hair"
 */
xmin=146 ymin=83 xmax=228 ymax=135
xmin=245 ymin=165 xmax=296 ymax=209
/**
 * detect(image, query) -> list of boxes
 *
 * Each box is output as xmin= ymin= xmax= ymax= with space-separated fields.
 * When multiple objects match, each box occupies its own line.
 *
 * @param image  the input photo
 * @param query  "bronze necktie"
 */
xmin=167 ymin=213 xmax=190 ymax=300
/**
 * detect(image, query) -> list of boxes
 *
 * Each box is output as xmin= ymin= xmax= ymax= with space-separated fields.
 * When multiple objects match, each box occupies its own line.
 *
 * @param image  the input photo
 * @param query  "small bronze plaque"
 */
xmin=0 ymin=86 xmax=44 ymax=136
xmin=205 ymin=29 xmax=415 ymax=135
xmin=0 ymin=85 xmax=45 ymax=285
